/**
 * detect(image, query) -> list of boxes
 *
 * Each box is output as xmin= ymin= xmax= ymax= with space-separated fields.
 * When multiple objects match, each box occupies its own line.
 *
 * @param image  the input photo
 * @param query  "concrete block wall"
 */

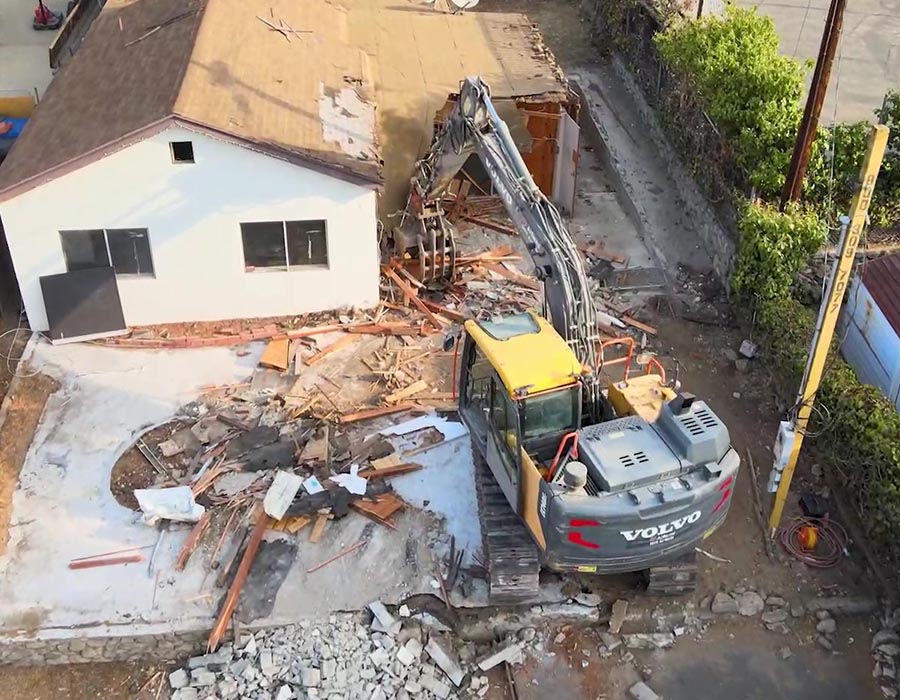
xmin=609 ymin=57 xmax=738 ymax=284
xmin=577 ymin=0 xmax=739 ymax=286
xmin=0 ymin=628 xmax=209 ymax=666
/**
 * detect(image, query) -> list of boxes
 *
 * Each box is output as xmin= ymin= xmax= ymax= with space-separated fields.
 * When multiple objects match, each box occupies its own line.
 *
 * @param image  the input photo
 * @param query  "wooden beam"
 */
xmin=339 ymin=403 xmax=415 ymax=424
xmin=68 ymin=554 xmax=144 ymax=570
xmin=309 ymin=513 xmax=329 ymax=543
xmin=347 ymin=323 xmax=423 ymax=336
xmin=480 ymin=262 xmax=541 ymax=291
xmin=385 ymin=380 xmax=429 ymax=404
xmin=621 ymin=315 xmax=657 ymax=336
xmin=304 ymin=334 xmax=356 ymax=365
xmin=381 ymin=266 xmax=444 ymax=329
xmin=208 ymin=506 xmax=268 ymax=652
xmin=175 ymin=512 xmax=211 ymax=571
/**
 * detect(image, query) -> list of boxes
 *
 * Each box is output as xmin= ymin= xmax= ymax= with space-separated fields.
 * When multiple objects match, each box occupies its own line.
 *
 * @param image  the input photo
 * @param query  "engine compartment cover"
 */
xmin=577 ymin=416 xmax=681 ymax=492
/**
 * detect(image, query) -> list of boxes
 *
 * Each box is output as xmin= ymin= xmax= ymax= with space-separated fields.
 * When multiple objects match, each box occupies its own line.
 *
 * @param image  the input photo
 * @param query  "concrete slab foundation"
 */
xmin=0 ymin=340 xmax=453 ymax=662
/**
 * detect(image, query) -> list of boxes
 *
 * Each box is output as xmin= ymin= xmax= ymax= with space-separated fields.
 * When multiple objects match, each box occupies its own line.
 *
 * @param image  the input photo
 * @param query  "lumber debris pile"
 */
xmin=114 ymin=357 xmax=461 ymax=652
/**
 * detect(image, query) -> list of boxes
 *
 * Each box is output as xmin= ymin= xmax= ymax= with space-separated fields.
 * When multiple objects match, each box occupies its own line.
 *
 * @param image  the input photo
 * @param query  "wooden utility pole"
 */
xmin=768 ymin=125 xmax=890 ymax=535
xmin=779 ymin=0 xmax=847 ymax=209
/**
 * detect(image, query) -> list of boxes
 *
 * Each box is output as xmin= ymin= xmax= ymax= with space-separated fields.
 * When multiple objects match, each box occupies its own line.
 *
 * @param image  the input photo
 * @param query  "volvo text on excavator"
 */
xmin=393 ymin=77 xmax=740 ymax=603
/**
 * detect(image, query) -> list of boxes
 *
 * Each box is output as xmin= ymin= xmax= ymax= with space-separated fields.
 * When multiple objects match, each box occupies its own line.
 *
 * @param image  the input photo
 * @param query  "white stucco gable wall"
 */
xmin=0 ymin=125 xmax=379 ymax=331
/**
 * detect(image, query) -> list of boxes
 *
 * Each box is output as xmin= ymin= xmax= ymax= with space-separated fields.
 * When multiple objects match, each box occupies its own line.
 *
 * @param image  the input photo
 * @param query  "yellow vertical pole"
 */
xmin=767 ymin=124 xmax=890 ymax=536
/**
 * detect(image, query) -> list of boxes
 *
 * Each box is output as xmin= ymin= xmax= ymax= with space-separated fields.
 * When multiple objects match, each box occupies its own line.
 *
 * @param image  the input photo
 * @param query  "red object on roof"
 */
xmin=860 ymin=253 xmax=900 ymax=334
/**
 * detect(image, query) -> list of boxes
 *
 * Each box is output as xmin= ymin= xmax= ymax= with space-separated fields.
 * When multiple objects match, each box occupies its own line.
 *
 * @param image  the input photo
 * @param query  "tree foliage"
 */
xmin=654 ymin=6 xmax=810 ymax=198
xmin=731 ymin=201 xmax=826 ymax=303
xmin=806 ymin=92 xmax=900 ymax=229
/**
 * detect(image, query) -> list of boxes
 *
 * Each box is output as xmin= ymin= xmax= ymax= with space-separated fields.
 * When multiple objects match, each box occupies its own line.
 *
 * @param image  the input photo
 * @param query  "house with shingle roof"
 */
xmin=0 ymin=0 xmax=573 ymax=339
xmin=0 ymin=0 xmax=382 ymax=337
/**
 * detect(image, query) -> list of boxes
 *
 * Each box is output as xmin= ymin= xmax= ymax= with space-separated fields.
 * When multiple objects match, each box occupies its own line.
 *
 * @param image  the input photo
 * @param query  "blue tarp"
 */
xmin=0 ymin=117 xmax=28 ymax=140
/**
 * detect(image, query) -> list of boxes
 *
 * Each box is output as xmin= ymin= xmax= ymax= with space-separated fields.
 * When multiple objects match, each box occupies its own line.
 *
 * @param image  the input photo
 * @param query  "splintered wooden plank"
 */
xmin=358 ymin=463 xmax=423 ymax=479
xmin=480 ymin=262 xmax=541 ymax=291
xmin=304 ymin=334 xmax=356 ymax=366
xmin=370 ymin=454 xmax=404 ymax=471
xmin=284 ymin=515 xmax=312 ymax=534
xmin=381 ymin=266 xmax=444 ymax=329
xmin=175 ymin=512 xmax=211 ymax=571
xmin=309 ymin=513 xmax=330 ymax=543
xmin=339 ymin=403 xmax=415 ymax=424
xmin=622 ymin=315 xmax=658 ymax=336
xmin=385 ymin=380 xmax=429 ymax=404
xmin=351 ymin=492 xmax=406 ymax=524
xmin=259 ymin=337 xmax=291 ymax=371
xmin=208 ymin=506 xmax=268 ymax=651
xmin=420 ymin=299 xmax=467 ymax=323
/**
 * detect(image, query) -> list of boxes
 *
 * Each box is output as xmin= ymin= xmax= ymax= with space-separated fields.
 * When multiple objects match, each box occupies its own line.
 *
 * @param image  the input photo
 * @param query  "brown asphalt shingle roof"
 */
xmin=0 ymin=0 xmax=381 ymax=197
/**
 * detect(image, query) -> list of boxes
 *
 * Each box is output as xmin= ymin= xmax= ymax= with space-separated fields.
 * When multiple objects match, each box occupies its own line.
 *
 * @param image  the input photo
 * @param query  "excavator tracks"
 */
xmin=644 ymin=552 xmax=699 ymax=596
xmin=473 ymin=446 xmax=541 ymax=605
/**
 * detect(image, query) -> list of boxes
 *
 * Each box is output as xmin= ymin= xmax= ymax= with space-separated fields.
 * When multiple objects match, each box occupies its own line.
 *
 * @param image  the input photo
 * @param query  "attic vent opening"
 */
xmin=170 ymin=141 xmax=195 ymax=163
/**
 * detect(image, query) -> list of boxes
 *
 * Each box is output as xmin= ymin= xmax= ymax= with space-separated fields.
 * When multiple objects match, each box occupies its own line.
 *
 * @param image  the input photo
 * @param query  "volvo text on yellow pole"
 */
xmin=767 ymin=124 xmax=890 ymax=536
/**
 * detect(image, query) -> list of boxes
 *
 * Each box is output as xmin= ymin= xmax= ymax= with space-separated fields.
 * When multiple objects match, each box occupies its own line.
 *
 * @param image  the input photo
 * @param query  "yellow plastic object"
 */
xmin=608 ymin=373 xmax=676 ymax=422
xmin=798 ymin=525 xmax=819 ymax=551
xmin=465 ymin=311 xmax=582 ymax=397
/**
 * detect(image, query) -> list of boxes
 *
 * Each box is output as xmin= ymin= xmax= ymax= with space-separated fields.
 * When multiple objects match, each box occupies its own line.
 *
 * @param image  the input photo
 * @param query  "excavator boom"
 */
xmin=394 ymin=78 xmax=606 ymax=422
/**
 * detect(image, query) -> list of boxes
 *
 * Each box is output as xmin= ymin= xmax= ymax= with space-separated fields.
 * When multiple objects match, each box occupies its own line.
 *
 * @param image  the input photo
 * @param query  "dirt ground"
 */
xmin=0 ymin=368 xmax=58 ymax=557
xmin=110 ymin=422 xmax=189 ymax=511
xmin=0 ymin=661 xmax=169 ymax=700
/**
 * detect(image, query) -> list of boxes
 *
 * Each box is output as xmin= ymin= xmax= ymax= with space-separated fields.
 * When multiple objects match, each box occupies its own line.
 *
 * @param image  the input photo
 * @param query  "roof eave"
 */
xmin=0 ymin=114 xmax=382 ymax=205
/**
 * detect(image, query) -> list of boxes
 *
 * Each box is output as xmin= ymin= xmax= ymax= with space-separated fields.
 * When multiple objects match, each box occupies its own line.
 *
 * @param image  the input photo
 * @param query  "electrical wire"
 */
xmin=0 ymin=309 xmax=40 ymax=379
xmin=779 ymin=515 xmax=848 ymax=568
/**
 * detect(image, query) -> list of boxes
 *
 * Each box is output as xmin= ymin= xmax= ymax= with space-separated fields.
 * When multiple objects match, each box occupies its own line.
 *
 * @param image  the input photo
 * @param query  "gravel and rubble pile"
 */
xmin=872 ymin=608 xmax=900 ymax=698
xmin=168 ymin=607 xmax=527 ymax=700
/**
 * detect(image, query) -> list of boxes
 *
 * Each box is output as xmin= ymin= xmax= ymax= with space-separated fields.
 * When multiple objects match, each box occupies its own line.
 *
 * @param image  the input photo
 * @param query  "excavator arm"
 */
xmin=394 ymin=77 xmax=607 ymax=422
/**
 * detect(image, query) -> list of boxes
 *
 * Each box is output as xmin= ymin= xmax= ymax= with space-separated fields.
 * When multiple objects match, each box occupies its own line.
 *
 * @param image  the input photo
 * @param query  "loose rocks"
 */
xmin=711 ymin=592 xmax=738 ymax=615
xmin=167 ymin=611 xmax=492 ymax=700
xmin=737 ymin=592 xmax=765 ymax=617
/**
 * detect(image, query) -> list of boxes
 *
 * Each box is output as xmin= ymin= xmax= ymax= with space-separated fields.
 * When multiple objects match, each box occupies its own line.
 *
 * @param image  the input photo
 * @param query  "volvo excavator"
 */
xmin=393 ymin=78 xmax=740 ymax=603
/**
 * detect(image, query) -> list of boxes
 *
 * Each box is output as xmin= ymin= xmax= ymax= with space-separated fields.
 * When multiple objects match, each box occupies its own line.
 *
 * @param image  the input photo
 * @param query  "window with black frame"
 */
xmin=60 ymin=228 xmax=154 ymax=276
xmin=241 ymin=220 xmax=328 ymax=271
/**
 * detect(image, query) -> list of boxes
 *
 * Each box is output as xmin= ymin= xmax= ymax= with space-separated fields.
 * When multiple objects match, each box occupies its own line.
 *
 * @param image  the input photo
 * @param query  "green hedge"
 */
xmin=806 ymin=93 xmax=900 ymax=229
xmin=654 ymin=6 xmax=809 ymax=198
xmin=731 ymin=201 xmax=825 ymax=303
xmin=757 ymin=298 xmax=900 ymax=566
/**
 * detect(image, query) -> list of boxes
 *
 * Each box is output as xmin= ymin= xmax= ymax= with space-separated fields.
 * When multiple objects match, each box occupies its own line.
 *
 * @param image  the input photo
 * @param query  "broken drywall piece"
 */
xmin=329 ymin=464 xmax=367 ymax=496
xmin=375 ymin=414 xmax=468 ymax=442
xmin=263 ymin=470 xmax=304 ymax=520
xmin=135 ymin=486 xmax=205 ymax=525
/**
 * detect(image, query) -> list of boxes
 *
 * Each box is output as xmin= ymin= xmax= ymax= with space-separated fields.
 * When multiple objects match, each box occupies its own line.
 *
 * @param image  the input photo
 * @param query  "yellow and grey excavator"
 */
xmin=394 ymin=78 xmax=740 ymax=603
